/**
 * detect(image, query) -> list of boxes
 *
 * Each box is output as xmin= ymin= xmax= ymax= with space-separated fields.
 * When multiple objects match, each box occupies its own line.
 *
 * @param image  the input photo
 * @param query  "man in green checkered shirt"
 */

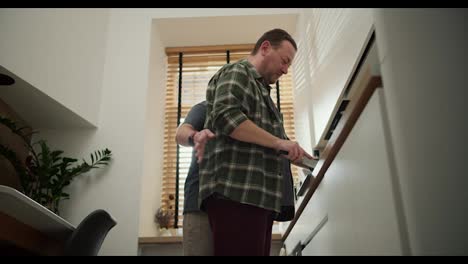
xmin=197 ymin=29 xmax=313 ymax=256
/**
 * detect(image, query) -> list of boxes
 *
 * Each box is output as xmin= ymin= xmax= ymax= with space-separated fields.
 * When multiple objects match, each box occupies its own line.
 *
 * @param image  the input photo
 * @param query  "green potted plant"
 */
xmin=0 ymin=115 xmax=112 ymax=214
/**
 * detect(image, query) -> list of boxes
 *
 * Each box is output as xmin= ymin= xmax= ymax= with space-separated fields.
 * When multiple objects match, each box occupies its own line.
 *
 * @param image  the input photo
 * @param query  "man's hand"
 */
xmin=275 ymin=139 xmax=313 ymax=164
xmin=194 ymin=129 xmax=216 ymax=163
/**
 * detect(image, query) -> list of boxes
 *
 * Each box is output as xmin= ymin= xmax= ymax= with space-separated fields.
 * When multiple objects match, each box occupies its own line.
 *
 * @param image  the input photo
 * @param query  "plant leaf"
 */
xmin=0 ymin=118 xmax=113 ymax=213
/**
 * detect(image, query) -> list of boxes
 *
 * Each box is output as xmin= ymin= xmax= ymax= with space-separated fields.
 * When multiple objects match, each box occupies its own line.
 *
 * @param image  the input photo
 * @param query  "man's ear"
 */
xmin=260 ymin=40 xmax=271 ymax=56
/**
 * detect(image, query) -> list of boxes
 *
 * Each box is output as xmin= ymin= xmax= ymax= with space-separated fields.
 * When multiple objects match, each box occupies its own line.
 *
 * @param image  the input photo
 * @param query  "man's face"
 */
xmin=262 ymin=40 xmax=296 ymax=85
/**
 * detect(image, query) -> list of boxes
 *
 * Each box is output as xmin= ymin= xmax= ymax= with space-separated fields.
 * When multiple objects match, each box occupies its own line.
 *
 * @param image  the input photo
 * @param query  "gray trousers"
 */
xmin=183 ymin=211 xmax=214 ymax=256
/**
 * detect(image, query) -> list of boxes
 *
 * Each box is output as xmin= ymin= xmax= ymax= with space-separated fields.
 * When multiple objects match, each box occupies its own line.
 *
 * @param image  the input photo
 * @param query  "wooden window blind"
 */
xmin=162 ymin=44 xmax=298 ymax=228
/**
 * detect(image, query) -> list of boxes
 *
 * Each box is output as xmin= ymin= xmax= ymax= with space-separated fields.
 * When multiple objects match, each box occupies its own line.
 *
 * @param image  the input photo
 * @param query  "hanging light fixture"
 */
xmin=0 ymin=73 xmax=15 ymax=85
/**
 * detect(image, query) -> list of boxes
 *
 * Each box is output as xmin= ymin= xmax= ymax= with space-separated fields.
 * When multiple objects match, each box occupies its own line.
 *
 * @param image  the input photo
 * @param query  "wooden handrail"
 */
xmin=282 ymin=66 xmax=382 ymax=241
xmin=314 ymin=30 xmax=376 ymax=151
xmin=281 ymin=27 xmax=380 ymax=242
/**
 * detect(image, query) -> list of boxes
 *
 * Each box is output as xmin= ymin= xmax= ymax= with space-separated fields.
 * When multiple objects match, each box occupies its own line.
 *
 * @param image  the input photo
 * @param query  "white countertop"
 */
xmin=0 ymin=185 xmax=75 ymax=241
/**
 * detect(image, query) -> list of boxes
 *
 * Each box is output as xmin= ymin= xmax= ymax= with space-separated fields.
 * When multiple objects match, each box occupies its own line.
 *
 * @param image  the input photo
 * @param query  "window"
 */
xmin=161 ymin=44 xmax=298 ymax=228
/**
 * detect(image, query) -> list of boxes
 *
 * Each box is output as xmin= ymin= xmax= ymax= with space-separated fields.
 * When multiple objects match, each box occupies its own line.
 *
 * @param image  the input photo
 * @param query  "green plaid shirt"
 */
xmin=199 ymin=59 xmax=287 ymax=213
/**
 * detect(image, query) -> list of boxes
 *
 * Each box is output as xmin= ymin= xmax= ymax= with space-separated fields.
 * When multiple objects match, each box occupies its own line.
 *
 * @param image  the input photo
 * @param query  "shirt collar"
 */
xmin=239 ymin=59 xmax=272 ymax=93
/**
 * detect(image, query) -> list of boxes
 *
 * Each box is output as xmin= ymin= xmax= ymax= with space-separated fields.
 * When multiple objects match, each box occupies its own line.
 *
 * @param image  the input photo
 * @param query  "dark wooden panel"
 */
xmin=0 ymin=212 xmax=64 ymax=256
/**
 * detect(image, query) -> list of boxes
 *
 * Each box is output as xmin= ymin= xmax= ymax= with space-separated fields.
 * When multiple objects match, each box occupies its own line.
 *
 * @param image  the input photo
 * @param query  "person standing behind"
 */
xmin=175 ymin=101 xmax=215 ymax=256
xmin=198 ymin=28 xmax=313 ymax=256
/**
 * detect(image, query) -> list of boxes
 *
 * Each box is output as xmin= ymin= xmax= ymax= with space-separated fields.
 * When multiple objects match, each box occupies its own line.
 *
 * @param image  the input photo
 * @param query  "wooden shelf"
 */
xmin=139 ymin=236 xmax=183 ymax=244
xmin=0 ymin=185 xmax=75 ymax=255
xmin=138 ymin=233 xmax=282 ymax=245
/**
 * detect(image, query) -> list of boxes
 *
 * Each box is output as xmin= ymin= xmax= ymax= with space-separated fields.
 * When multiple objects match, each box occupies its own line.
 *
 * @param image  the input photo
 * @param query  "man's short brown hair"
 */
xmin=251 ymin=28 xmax=297 ymax=55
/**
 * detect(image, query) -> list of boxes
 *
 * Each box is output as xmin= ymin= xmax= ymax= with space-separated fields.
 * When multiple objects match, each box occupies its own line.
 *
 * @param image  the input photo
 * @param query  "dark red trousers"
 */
xmin=205 ymin=196 xmax=274 ymax=256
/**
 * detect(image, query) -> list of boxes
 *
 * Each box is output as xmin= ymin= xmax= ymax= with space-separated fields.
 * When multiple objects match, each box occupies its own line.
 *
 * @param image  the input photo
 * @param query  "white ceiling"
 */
xmin=0 ymin=65 xmax=95 ymax=129
xmin=153 ymin=13 xmax=299 ymax=48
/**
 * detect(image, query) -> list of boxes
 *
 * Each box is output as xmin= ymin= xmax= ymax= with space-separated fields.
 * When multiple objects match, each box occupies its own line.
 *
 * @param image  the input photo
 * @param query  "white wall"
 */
xmin=0 ymin=8 xmax=109 ymax=126
xmin=292 ymin=9 xmax=374 ymax=146
xmin=139 ymin=18 xmax=167 ymax=238
xmin=374 ymin=8 xmax=468 ymax=255
xmin=291 ymin=12 xmax=314 ymax=154
xmin=36 ymin=9 xmax=153 ymax=255
xmin=285 ymin=8 xmax=468 ymax=256
xmin=285 ymin=8 xmax=406 ymax=255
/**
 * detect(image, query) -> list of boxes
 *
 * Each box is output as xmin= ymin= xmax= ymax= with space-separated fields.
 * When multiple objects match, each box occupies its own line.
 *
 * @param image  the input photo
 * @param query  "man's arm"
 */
xmin=175 ymin=123 xmax=197 ymax=147
xmin=176 ymin=123 xmax=215 ymax=163
xmin=175 ymin=101 xmax=209 ymax=147
xmin=206 ymin=64 xmax=311 ymax=162
xmin=231 ymin=120 xmax=317 ymax=167
xmin=229 ymin=120 xmax=313 ymax=163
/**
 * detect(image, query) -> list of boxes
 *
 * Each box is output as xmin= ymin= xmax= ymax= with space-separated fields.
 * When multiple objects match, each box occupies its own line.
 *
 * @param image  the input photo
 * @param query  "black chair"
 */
xmin=63 ymin=209 xmax=117 ymax=256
